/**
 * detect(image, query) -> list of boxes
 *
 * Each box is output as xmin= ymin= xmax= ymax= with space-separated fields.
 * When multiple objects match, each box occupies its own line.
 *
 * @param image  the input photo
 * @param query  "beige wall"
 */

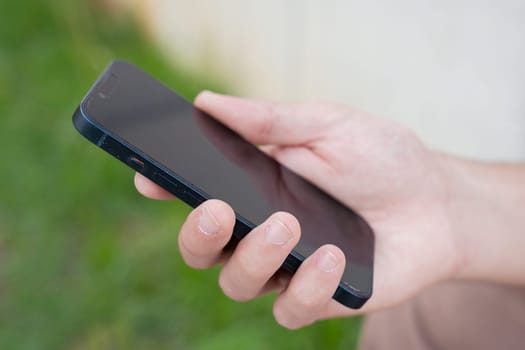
xmin=124 ymin=0 xmax=525 ymax=161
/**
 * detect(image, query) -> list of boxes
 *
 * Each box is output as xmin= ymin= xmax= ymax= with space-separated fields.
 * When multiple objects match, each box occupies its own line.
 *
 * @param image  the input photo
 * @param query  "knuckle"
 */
xmin=275 ymin=316 xmax=299 ymax=330
xmin=185 ymin=258 xmax=213 ymax=270
xmin=218 ymin=270 xmax=253 ymax=302
xmin=183 ymin=240 xmax=220 ymax=258
xmin=230 ymin=294 xmax=253 ymax=302
xmin=288 ymin=287 xmax=320 ymax=311
xmin=257 ymin=104 xmax=279 ymax=137
xmin=273 ymin=304 xmax=294 ymax=329
xmin=238 ymin=256 xmax=266 ymax=282
xmin=273 ymin=303 xmax=306 ymax=330
xmin=180 ymin=251 xmax=215 ymax=270
xmin=179 ymin=230 xmax=225 ymax=258
xmin=218 ymin=270 xmax=233 ymax=296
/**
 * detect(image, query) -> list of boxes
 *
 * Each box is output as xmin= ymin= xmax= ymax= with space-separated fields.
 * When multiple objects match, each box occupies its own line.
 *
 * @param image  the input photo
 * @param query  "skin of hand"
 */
xmin=134 ymin=91 xmax=525 ymax=329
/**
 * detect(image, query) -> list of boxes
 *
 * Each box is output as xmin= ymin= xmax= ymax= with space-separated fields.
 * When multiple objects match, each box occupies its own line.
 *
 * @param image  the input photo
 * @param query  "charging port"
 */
xmin=128 ymin=156 xmax=145 ymax=170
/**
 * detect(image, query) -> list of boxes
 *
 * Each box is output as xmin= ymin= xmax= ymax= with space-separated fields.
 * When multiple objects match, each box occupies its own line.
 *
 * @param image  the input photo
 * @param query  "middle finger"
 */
xmin=218 ymin=212 xmax=301 ymax=301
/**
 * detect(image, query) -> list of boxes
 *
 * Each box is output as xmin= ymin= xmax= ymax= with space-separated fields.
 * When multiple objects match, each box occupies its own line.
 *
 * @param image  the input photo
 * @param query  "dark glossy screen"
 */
xmin=83 ymin=62 xmax=374 ymax=295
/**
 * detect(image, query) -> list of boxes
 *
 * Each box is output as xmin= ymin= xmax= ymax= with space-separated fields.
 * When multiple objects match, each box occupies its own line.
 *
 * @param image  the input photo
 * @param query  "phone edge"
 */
xmin=72 ymin=70 xmax=370 ymax=310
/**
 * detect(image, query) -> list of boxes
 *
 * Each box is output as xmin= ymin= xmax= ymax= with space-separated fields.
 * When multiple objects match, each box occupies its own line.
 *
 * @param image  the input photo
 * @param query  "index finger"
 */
xmin=134 ymin=172 xmax=176 ymax=200
xmin=194 ymin=91 xmax=346 ymax=146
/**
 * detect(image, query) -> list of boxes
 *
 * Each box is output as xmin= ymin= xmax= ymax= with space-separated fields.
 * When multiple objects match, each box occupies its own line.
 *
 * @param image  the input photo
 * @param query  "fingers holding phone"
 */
xmin=182 ymin=200 xmax=348 ymax=329
xmin=217 ymin=211 xmax=300 ymax=301
xmin=273 ymin=244 xmax=346 ymax=329
xmin=177 ymin=199 xmax=235 ymax=269
xmin=75 ymin=61 xmax=373 ymax=315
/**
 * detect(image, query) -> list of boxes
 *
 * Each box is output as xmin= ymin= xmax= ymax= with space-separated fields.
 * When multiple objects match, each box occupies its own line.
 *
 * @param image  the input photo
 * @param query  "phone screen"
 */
xmin=82 ymin=62 xmax=374 ymax=298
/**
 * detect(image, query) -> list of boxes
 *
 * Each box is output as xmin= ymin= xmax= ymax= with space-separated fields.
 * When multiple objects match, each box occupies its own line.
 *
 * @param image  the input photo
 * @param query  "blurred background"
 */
xmin=1 ymin=0 xmax=524 ymax=349
xmin=113 ymin=0 xmax=525 ymax=161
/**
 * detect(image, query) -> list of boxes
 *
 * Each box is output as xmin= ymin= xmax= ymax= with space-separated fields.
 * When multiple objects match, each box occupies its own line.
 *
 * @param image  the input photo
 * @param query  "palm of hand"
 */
xmin=262 ymin=103 xmax=461 ymax=316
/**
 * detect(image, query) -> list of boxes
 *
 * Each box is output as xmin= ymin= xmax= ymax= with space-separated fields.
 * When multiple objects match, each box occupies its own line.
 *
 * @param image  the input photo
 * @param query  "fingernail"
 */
xmin=265 ymin=218 xmax=293 ymax=245
xmin=317 ymin=250 xmax=338 ymax=272
xmin=198 ymin=205 xmax=219 ymax=235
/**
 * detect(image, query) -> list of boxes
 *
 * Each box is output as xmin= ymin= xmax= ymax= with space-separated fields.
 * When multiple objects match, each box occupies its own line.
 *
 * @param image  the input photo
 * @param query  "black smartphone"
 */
xmin=73 ymin=61 xmax=374 ymax=309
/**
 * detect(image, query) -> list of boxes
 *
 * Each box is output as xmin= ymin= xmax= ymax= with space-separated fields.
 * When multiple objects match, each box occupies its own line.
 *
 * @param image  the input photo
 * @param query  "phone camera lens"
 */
xmin=97 ymin=73 xmax=119 ymax=100
xmin=98 ymin=91 xmax=109 ymax=99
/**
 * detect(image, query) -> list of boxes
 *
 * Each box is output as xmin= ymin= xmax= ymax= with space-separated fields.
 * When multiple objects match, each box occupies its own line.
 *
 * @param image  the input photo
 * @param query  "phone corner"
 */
xmin=333 ymin=284 xmax=372 ymax=310
xmin=72 ymin=105 xmax=105 ymax=145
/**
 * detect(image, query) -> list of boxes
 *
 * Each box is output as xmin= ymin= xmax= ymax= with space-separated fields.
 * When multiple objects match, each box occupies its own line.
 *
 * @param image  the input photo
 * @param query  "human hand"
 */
xmin=134 ymin=91 xmax=464 ymax=328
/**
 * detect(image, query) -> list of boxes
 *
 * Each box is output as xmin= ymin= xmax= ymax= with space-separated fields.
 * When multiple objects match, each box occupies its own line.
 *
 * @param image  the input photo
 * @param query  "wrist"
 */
xmin=435 ymin=153 xmax=473 ymax=280
xmin=436 ymin=153 xmax=525 ymax=284
xmin=430 ymin=153 xmax=469 ymax=281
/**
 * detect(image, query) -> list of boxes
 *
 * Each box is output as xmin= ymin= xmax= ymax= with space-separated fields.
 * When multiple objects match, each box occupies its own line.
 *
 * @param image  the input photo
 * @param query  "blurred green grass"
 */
xmin=0 ymin=1 xmax=362 ymax=349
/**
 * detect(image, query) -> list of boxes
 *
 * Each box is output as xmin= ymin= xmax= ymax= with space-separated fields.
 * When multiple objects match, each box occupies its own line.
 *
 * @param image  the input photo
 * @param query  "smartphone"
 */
xmin=73 ymin=61 xmax=374 ymax=309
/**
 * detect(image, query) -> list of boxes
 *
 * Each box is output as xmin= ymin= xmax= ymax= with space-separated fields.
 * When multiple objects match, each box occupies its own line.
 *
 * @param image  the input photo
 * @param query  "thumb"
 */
xmin=194 ymin=91 xmax=334 ymax=146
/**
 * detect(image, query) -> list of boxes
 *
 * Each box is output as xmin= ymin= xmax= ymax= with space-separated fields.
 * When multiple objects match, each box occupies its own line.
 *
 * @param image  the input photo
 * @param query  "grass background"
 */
xmin=0 ymin=1 xmax=362 ymax=349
